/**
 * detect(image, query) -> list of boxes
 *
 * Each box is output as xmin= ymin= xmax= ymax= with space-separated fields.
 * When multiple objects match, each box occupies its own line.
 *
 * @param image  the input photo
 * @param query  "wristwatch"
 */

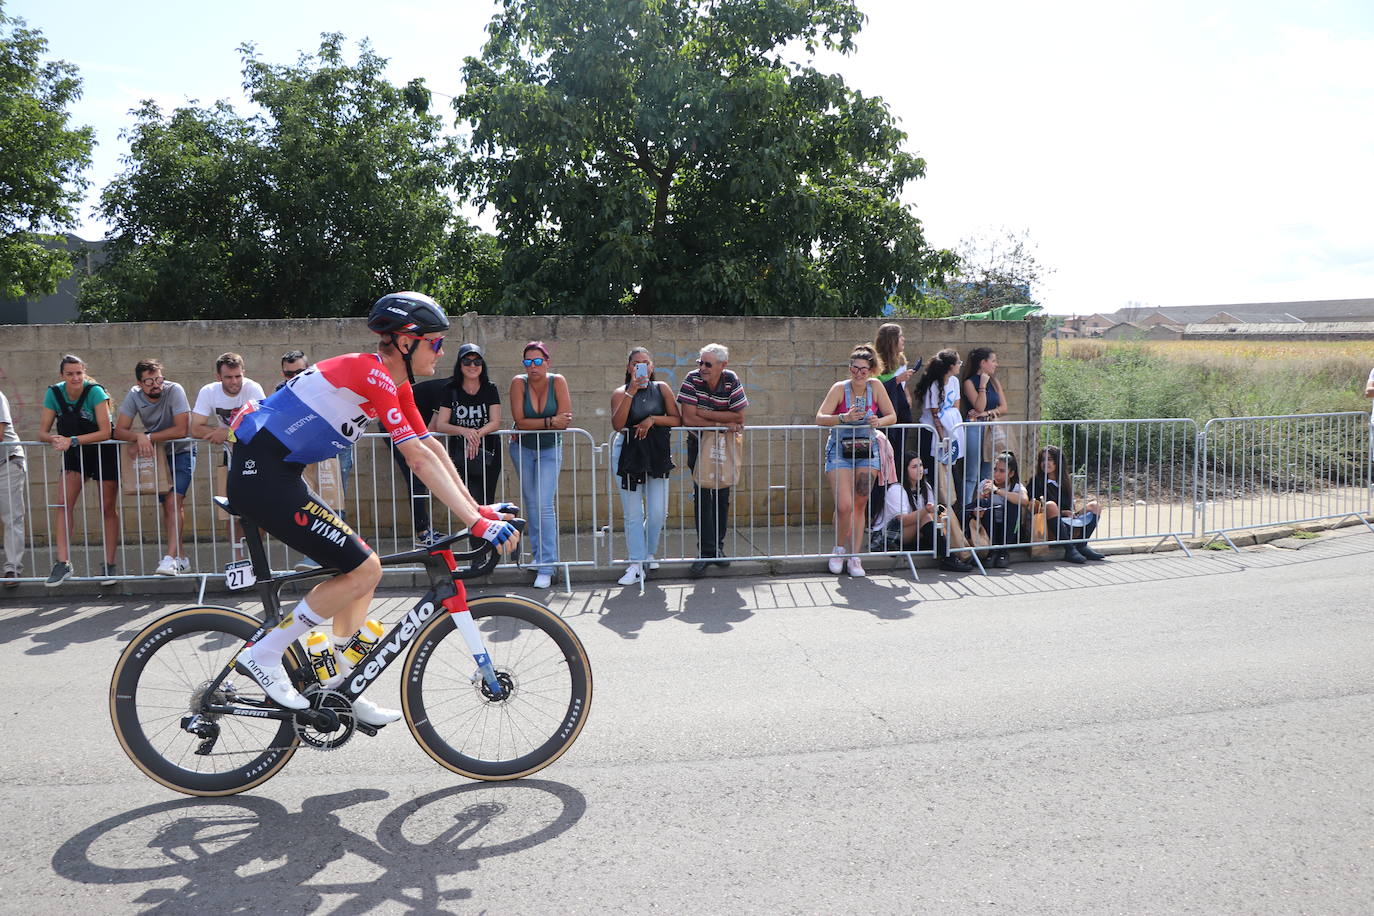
xmin=70 ymin=436 xmax=80 ymax=449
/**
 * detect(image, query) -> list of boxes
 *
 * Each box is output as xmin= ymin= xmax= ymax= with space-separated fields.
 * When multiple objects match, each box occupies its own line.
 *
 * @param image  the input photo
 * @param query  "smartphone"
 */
xmin=849 ymin=395 xmax=868 ymax=422
xmin=634 ymin=363 xmax=649 ymax=382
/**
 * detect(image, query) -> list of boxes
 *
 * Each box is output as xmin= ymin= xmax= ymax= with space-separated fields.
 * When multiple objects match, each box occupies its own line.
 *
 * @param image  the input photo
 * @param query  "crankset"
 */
xmin=295 ymin=688 xmax=358 ymax=750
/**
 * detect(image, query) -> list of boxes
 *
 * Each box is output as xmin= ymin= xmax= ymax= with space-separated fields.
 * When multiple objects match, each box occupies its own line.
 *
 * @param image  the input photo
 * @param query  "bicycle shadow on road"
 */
xmin=51 ymin=780 xmax=587 ymax=913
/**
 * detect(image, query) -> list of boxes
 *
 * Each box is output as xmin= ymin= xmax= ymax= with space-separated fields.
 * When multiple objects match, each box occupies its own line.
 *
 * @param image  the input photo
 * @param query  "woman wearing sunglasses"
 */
xmin=815 ymin=344 xmax=896 ymax=577
xmin=432 ymin=343 xmax=503 ymax=506
xmin=509 ymin=342 xmax=573 ymax=590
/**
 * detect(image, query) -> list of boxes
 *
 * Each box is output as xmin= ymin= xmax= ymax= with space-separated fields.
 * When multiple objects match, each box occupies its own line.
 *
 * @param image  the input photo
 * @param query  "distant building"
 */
xmin=1113 ymin=298 xmax=1371 ymax=327
xmin=0 ymin=234 xmax=105 ymax=325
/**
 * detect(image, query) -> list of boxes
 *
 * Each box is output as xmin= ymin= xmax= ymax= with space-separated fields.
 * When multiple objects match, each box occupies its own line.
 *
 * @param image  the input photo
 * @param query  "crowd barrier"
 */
xmin=1 ymin=412 xmax=1370 ymax=589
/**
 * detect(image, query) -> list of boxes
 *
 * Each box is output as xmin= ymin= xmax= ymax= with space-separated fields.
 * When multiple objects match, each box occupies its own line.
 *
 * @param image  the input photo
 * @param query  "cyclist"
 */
xmin=228 ymin=292 xmax=520 ymax=725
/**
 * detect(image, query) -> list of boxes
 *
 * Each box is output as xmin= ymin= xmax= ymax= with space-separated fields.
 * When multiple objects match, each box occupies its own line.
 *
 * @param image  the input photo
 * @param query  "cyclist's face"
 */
xmin=411 ymin=335 xmax=444 ymax=376
xmin=217 ymin=365 xmax=245 ymax=396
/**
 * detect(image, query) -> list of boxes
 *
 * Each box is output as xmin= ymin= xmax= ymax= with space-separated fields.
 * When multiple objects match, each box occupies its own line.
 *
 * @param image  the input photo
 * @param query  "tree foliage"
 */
xmin=455 ymin=0 xmax=955 ymax=316
xmin=0 ymin=2 xmax=94 ymax=299
xmin=80 ymin=35 xmax=469 ymax=320
xmin=933 ymin=227 xmax=1051 ymax=316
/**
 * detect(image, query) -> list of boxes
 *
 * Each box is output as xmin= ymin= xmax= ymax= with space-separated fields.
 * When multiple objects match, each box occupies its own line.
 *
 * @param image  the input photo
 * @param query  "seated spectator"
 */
xmin=610 ymin=347 xmax=681 ymax=586
xmin=39 ymin=355 xmax=120 ymax=586
xmin=1028 ymin=444 xmax=1105 ymax=563
xmin=816 ymin=343 xmax=896 ymax=577
xmin=965 ymin=450 xmax=1028 ymax=568
xmin=871 ymin=455 xmax=973 ymax=572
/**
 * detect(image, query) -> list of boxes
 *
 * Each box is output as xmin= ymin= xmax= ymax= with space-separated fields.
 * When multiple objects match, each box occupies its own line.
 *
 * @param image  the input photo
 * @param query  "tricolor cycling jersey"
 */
xmin=231 ymin=353 xmax=430 ymax=464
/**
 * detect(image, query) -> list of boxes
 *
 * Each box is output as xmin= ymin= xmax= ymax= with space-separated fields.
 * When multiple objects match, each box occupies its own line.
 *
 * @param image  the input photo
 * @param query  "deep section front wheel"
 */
xmin=402 ymin=595 xmax=592 ymax=780
xmin=110 ymin=606 xmax=302 ymax=796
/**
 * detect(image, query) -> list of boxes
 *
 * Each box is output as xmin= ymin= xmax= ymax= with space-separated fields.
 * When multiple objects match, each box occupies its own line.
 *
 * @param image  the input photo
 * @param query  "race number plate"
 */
xmin=224 ymin=559 xmax=256 ymax=591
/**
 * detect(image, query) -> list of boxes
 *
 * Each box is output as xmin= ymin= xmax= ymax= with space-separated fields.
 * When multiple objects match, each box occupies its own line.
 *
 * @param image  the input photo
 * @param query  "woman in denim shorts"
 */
xmin=815 ymin=344 xmax=896 ymax=577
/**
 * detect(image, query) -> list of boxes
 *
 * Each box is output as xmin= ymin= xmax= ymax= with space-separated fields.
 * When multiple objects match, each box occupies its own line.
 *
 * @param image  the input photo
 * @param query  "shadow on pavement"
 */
xmin=51 ymin=780 xmax=586 ymax=913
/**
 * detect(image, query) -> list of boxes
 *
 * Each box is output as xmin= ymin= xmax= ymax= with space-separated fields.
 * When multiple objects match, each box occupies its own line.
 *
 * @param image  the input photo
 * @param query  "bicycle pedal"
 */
xmin=355 ymin=721 xmax=380 ymax=737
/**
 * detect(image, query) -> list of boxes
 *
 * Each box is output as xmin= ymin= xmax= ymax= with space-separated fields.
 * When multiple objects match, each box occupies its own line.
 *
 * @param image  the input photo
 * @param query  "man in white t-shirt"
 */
xmin=192 ymin=352 xmax=266 ymax=559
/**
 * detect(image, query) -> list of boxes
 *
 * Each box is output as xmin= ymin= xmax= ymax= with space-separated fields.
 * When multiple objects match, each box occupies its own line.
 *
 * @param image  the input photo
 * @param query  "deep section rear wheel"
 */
xmin=402 ymin=596 xmax=592 ymax=780
xmin=110 ymin=606 xmax=301 ymax=796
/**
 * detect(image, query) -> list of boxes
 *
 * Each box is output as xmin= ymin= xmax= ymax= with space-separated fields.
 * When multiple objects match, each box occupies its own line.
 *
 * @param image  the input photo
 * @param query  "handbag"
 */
xmin=968 ymin=518 xmax=992 ymax=550
xmin=1028 ymin=498 xmax=1051 ymax=559
xmin=938 ymin=506 xmax=973 ymax=561
xmin=839 ymin=435 xmax=872 ymax=459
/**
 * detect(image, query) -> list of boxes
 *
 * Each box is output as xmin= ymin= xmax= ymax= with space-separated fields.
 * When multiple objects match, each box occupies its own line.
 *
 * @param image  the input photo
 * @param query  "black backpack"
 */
xmin=51 ymin=383 xmax=102 ymax=437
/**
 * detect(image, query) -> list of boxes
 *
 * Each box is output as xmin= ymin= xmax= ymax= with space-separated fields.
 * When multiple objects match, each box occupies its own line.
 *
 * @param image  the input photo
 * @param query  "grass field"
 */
xmin=1042 ymin=339 xmax=1373 ymax=422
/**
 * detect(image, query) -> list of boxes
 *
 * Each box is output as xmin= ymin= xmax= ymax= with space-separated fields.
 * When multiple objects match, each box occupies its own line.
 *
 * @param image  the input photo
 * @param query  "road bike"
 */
xmin=111 ymin=498 xmax=592 ymax=796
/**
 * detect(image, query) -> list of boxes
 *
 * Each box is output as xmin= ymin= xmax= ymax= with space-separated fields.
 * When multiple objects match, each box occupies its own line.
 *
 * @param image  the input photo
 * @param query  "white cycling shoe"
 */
xmin=352 ymin=696 xmax=402 ymax=726
xmin=237 ymin=650 xmax=309 ymax=710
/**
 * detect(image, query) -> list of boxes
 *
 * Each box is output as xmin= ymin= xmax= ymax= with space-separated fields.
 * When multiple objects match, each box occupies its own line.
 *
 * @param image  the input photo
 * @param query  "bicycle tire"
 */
xmin=110 ymin=606 xmax=302 ymax=797
xmin=401 ymin=595 xmax=592 ymax=780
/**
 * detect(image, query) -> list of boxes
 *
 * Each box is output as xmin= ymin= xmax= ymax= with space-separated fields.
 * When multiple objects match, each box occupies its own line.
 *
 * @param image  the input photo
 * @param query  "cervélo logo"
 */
xmin=349 ymin=600 xmax=438 ymax=693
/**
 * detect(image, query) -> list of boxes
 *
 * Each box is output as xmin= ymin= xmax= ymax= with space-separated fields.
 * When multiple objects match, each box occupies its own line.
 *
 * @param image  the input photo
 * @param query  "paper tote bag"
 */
xmin=692 ymin=430 xmax=742 ymax=490
xmin=120 ymin=446 xmax=163 ymax=496
xmin=304 ymin=456 xmax=346 ymax=509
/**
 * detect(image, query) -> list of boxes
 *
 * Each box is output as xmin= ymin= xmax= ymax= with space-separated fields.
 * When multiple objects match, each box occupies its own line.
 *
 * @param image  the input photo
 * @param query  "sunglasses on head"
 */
xmin=523 ymin=357 xmax=547 ymax=367
xmin=460 ymin=356 xmax=484 ymax=366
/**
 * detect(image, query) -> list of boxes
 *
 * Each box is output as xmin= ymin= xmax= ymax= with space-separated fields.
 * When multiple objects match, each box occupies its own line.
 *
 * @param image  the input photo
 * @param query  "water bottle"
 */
xmin=305 ymin=630 xmax=338 ymax=683
xmin=341 ymin=619 xmax=385 ymax=666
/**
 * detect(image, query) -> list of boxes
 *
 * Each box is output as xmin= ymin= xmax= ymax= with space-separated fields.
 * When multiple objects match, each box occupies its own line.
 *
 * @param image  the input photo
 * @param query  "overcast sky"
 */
xmin=12 ymin=0 xmax=1373 ymax=315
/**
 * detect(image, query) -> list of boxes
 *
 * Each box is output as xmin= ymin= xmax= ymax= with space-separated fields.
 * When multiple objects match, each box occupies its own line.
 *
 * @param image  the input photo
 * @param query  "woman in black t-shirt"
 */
xmin=432 ymin=343 xmax=503 ymax=504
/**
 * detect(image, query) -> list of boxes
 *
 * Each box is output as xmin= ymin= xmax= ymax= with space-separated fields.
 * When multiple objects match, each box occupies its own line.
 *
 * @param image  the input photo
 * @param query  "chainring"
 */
xmin=295 ymin=688 xmax=357 ymax=750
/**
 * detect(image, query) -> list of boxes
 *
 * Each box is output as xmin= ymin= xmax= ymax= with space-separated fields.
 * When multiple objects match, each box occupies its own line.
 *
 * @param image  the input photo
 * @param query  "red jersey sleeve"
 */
xmin=381 ymin=381 xmax=430 ymax=447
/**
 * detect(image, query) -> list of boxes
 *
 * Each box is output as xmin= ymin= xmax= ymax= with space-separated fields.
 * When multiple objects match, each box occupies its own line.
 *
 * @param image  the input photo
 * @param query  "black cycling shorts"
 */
xmin=226 ymin=431 xmax=372 ymax=573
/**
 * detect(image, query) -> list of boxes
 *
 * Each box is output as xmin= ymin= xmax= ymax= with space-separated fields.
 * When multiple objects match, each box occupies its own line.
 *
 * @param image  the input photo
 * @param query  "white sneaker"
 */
xmin=618 ymin=564 xmax=643 ymax=586
xmin=177 ymin=557 xmax=190 ymax=573
xmin=533 ymin=572 xmax=553 ymax=590
xmin=828 ymin=547 xmax=846 ymax=575
xmin=155 ymin=555 xmax=178 ymax=576
xmin=647 ymin=557 xmax=661 ymax=570
xmin=352 ymin=695 xmax=402 ymax=726
xmin=237 ymin=649 xmax=309 ymax=710
xmin=846 ymin=556 xmax=866 ymax=578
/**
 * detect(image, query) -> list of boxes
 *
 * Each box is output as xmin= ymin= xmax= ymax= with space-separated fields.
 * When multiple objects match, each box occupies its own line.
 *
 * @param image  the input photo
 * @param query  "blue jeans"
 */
xmin=611 ymin=435 xmax=669 ymax=564
xmin=510 ymin=443 xmax=561 ymax=575
xmin=961 ymin=425 xmax=990 ymax=506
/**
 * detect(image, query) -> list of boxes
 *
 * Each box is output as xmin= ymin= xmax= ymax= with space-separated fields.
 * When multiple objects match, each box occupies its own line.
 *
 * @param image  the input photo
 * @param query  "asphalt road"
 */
xmin=2 ymin=532 xmax=1372 ymax=914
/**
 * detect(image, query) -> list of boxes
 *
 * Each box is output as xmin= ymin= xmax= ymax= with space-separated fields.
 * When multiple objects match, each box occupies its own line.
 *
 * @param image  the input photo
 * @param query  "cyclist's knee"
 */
xmin=345 ymin=553 xmax=382 ymax=590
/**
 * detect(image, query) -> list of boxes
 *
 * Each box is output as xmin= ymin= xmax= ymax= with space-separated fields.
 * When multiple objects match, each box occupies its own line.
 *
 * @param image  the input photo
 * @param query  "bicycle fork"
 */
xmin=439 ymin=577 xmax=509 ymax=702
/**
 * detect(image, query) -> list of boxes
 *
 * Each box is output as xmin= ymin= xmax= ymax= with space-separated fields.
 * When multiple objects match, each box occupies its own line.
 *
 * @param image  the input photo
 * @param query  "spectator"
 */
xmin=509 ymin=341 xmax=572 ymax=590
xmin=0 ymin=388 xmax=28 ymax=587
xmin=610 ymin=346 xmax=681 ymax=586
xmin=39 ymin=354 xmax=120 ymax=587
xmin=816 ymin=344 xmax=896 ymax=577
xmin=279 ymin=350 xmax=354 ymax=512
xmin=1365 ymin=366 xmax=1374 ymax=457
xmin=871 ymin=454 xmax=973 ymax=573
xmin=192 ymin=353 xmax=265 ymax=560
xmin=965 ymin=450 xmax=1028 ymax=568
xmin=1028 ymin=444 xmax=1105 ymax=564
xmin=677 ymin=343 xmax=749 ymax=577
xmin=114 ymin=358 xmax=195 ymax=576
xmin=432 ymin=343 xmax=503 ymax=505
xmin=388 ymin=370 xmax=449 ymax=546
xmin=959 ymin=347 xmax=1009 ymax=506
xmin=874 ymin=322 xmax=917 ymax=461
xmin=913 ymin=348 xmax=963 ymax=506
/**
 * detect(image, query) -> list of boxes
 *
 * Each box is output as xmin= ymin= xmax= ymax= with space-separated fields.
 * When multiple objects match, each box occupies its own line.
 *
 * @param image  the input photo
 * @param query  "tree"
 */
xmin=0 ymin=2 xmax=94 ymax=300
xmin=455 ymin=0 xmax=955 ymax=316
xmin=933 ymin=227 xmax=1051 ymax=315
xmin=80 ymin=35 xmax=465 ymax=320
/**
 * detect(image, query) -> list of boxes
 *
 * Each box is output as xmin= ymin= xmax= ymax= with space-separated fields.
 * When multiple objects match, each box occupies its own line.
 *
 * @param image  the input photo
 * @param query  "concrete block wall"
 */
xmin=0 ymin=315 xmax=1043 ymax=543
